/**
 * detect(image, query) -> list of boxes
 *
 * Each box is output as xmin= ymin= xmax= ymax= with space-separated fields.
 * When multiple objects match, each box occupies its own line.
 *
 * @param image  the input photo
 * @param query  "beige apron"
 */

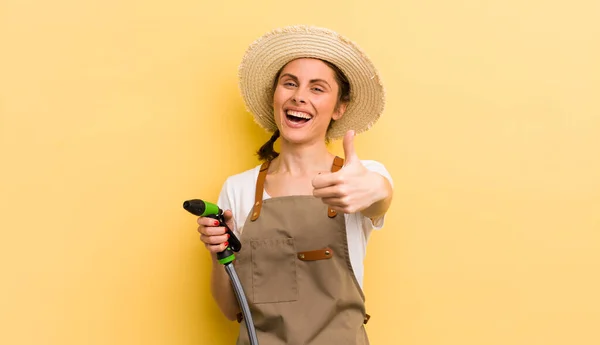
xmin=233 ymin=156 xmax=370 ymax=345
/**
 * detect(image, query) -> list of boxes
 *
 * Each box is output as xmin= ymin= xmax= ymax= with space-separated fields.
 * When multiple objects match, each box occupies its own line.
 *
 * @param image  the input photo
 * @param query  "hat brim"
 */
xmin=238 ymin=25 xmax=386 ymax=140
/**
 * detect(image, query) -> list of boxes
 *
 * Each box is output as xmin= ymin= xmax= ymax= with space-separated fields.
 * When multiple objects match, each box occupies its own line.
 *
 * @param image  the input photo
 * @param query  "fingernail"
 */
xmin=224 ymin=242 xmax=229 ymax=247
xmin=227 ymin=233 xmax=230 ymax=238
xmin=214 ymin=220 xmax=219 ymax=226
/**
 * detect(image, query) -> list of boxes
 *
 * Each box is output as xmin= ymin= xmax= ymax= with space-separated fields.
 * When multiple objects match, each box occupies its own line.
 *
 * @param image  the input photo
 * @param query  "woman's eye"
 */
xmin=284 ymin=82 xmax=296 ymax=87
xmin=313 ymin=87 xmax=324 ymax=92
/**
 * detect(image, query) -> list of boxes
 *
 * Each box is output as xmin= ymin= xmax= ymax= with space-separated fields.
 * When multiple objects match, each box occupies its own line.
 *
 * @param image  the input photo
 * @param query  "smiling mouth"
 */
xmin=286 ymin=110 xmax=312 ymax=124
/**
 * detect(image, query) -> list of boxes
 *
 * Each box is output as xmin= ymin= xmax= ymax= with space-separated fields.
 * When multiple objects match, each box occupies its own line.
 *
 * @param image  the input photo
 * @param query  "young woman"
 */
xmin=196 ymin=25 xmax=393 ymax=344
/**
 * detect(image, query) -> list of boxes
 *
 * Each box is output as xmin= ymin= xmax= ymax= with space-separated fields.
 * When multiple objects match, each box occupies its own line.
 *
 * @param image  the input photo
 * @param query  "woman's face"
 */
xmin=272 ymin=58 xmax=346 ymax=145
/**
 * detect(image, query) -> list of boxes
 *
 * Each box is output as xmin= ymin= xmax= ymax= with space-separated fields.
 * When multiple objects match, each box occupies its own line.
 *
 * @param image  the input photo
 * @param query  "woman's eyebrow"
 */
xmin=280 ymin=73 xmax=331 ymax=88
xmin=280 ymin=73 xmax=298 ymax=81
xmin=309 ymin=78 xmax=331 ymax=88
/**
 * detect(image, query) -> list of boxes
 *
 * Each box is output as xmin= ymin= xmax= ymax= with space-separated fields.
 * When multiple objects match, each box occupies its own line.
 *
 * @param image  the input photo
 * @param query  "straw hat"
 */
xmin=237 ymin=25 xmax=386 ymax=140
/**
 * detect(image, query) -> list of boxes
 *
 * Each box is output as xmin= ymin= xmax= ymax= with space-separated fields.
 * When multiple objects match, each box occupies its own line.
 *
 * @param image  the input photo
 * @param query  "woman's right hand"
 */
xmin=197 ymin=209 xmax=235 ymax=254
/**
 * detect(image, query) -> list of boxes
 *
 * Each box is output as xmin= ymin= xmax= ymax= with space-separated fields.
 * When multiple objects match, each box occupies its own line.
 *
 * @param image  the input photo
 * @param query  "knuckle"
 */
xmin=208 ymin=235 xmax=222 ymax=245
xmin=198 ymin=218 xmax=210 ymax=226
xmin=205 ymin=226 xmax=224 ymax=236
xmin=213 ymin=243 xmax=227 ymax=253
xmin=200 ymin=234 xmax=209 ymax=244
xmin=311 ymin=176 xmax=318 ymax=186
xmin=341 ymin=196 xmax=351 ymax=206
xmin=349 ymin=204 xmax=360 ymax=213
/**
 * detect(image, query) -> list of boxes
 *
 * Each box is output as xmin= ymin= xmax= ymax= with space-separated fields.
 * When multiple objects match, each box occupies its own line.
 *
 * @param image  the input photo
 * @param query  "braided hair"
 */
xmin=256 ymin=129 xmax=280 ymax=161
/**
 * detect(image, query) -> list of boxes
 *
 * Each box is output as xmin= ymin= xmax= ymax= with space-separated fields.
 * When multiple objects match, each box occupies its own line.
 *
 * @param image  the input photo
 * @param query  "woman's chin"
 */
xmin=281 ymin=134 xmax=306 ymax=145
xmin=280 ymin=134 xmax=329 ymax=148
xmin=279 ymin=129 xmax=313 ymax=145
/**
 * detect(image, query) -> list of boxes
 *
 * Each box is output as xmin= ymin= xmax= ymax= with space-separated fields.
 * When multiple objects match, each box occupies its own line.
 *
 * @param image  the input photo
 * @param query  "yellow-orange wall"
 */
xmin=1 ymin=1 xmax=599 ymax=344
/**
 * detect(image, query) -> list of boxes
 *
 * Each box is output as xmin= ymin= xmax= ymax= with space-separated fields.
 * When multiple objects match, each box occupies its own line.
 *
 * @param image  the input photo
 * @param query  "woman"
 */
xmin=197 ymin=25 xmax=393 ymax=344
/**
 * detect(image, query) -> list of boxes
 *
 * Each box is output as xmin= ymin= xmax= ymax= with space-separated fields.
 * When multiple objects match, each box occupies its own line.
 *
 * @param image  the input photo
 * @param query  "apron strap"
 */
xmin=250 ymin=160 xmax=270 ymax=221
xmin=250 ymin=156 xmax=345 ymax=221
xmin=327 ymin=156 xmax=344 ymax=218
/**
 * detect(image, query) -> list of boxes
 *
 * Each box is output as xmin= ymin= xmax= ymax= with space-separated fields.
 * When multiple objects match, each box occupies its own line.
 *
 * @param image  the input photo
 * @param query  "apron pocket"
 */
xmin=250 ymin=237 xmax=298 ymax=304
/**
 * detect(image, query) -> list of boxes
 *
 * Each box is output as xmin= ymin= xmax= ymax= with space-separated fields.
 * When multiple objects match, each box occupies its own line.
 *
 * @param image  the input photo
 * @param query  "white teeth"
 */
xmin=286 ymin=110 xmax=312 ymax=119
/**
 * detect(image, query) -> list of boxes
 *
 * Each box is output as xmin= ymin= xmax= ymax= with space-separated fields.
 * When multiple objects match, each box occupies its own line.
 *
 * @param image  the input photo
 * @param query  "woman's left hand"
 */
xmin=312 ymin=130 xmax=388 ymax=214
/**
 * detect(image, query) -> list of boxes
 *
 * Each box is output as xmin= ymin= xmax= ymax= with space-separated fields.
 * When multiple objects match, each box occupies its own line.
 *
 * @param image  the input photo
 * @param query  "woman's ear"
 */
xmin=333 ymin=102 xmax=348 ymax=121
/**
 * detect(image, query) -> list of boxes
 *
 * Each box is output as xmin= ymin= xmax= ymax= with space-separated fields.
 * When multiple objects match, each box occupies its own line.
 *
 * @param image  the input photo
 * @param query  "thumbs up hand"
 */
xmin=312 ymin=130 xmax=387 ymax=214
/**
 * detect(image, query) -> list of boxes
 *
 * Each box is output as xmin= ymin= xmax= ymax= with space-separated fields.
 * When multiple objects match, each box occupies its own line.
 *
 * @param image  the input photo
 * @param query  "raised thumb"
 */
xmin=342 ymin=130 xmax=358 ymax=165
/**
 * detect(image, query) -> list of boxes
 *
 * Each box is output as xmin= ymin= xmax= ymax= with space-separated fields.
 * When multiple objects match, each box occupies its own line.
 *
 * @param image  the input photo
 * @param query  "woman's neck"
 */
xmin=271 ymin=139 xmax=335 ymax=177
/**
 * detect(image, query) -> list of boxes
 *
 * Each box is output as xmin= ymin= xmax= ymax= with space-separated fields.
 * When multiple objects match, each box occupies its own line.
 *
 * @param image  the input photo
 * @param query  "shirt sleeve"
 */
xmin=361 ymin=160 xmax=394 ymax=231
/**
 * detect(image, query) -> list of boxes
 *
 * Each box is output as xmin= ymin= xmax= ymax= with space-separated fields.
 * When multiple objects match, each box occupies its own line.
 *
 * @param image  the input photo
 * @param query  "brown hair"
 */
xmin=256 ymin=59 xmax=351 ymax=162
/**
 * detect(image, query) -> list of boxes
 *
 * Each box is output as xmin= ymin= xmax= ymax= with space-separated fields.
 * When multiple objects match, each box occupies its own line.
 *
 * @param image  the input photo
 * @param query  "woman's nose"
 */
xmin=292 ymin=89 xmax=307 ymax=104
